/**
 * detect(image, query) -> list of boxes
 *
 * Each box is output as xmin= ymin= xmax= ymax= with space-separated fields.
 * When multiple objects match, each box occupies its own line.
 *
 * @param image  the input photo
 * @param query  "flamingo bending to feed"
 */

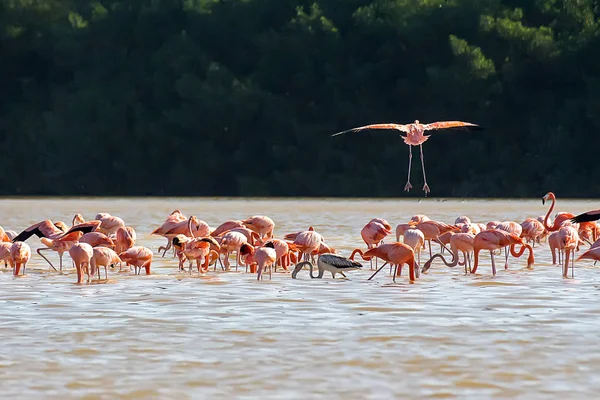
xmin=351 ymin=243 xmax=417 ymax=282
xmin=332 ymin=120 xmax=482 ymax=194
xmin=243 ymin=216 xmax=275 ymax=241
xmin=471 ymin=230 xmax=534 ymax=275
xmin=173 ymin=235 xmax=220 ymax=273
xmin=79 ymin=232 xmax=115 ymax=248
xmin=69 ymin=243 xmax=94 ymax=284
xmin=13 ymin=220 xmax=100 ymax=271
xmin=240 ymin=242 xmax=277 ymax=280
xmin=409 ymin=220 xmax=458 ymax=258
xmin=422 ymin=233 xmax=474 ymax=274
xmin=115 ymin=227 xmax=136 ymax=253
xmin=151 ymin=210 xmax=187 ymax=256
xmin=119 ymin=246 xmax=153 ymax=275
xmin=94 ymin=213 xmax=125 ymax=237
xmin=292 ymin=253 xmax=362 ymax=279
xmin=11 ymin=242 xmax=31 ymax=276
xmin=90 ymin=247 xmax=122 ymax=280
xmin=220 ymin=230 xmax=248 ymax=270
xmin=0 ymin=242 xmax=12 ymax=267
xmin=520 ymin=218 xmax=545 ymax=246
xmin=211 ymin=220 xmax=244 ymax=237
xmin=558 ymin=225 xmax=579 ymax=278
xmin=285 ymin=227 xmax=323 ymax=264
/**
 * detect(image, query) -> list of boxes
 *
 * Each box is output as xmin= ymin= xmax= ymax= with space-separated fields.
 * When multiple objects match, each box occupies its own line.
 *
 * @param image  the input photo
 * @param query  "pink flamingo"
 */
xmin=520 ymin=218 xmax=545 ymax=246
xmin=243 ymin=216 xmax=275 ymax=241
xmin=471 ymin=230 xmax=534 ymax=275
xmin=361 ymin=219 xmax=392 ymax=269
xmin=558 ymin=225 xmax=579 ymax=278
xmin=409 ymin=220 xmax=458 ymax=258
xmin=79 ymin=232 xmax=115 ymax=248
xmin=115 ymin=227 xmax=136 ymax=254
xmin=94 ymin=213 xmax=126 ymax=237
xmin=211 ymin=220 xmax=244 ymax=237
xmin=350 ymin=243 xmax=417 ymax=282
xmin=0 ymin=242 xmax=11 ymax=267
xmin=152 ymin=210 xmax=187 ymax=256
xmin=11 ymin=241 xmax=31 ymax=276
xmin=240 ymin=243 xmax=277 ymax=280
xmin=69 ymin=243 xmax=94 ymax=284
xmin=220 ymin=230 xmax=248 ymax=270
xmin=119 ymin=246 xmax=153 ymax=275
xmin=403 ymin=228 xmax=425 ymax=265
xmin=548 ymin=231 xmax=562 ymax=265
xmin=286 ymin=228 xmax=323 ymax=265
xmin=332 ymin=120 xmax=482 ymax=193
xmin=422 ymin=233 xmax=475 ymax=274
xmin=90 ymin=247 xmax=122 ymax=280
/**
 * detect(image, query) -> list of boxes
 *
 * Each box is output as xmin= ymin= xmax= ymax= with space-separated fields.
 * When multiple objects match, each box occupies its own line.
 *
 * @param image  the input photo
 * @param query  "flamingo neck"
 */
xmin=543 ymin=195 xmax=558 ymax=231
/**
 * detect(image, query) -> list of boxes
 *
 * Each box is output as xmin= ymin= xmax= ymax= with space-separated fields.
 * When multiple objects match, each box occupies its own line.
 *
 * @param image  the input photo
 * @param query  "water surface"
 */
xmin=1 ymin=198 xmax=599 ymax=399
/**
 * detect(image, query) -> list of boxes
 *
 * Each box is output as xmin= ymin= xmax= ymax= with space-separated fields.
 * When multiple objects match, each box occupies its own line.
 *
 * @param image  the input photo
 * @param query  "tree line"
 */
xmin=2 ymin=0 xmax=599 ymax=197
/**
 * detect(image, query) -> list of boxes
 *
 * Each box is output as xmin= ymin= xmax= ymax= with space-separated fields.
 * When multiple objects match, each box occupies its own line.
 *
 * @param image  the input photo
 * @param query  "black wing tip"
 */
xmin=571 ymin=214 xmax=600 ymax=224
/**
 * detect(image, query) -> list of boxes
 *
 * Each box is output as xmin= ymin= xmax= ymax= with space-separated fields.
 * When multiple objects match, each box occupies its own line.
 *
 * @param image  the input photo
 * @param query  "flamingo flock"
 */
xmin=3 ymin=192 xmax=600 ymax=284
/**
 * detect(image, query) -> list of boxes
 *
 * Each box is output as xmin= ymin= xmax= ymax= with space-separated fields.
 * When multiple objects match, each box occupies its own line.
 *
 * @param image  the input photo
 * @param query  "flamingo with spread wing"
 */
xmin=332 ymin=120 xmax=482 ymax=194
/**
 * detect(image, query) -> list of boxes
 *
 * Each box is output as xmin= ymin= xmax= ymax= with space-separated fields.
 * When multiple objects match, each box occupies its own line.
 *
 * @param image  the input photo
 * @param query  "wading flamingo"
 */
xmin=0 ymin=243 xmax=12 ymax=267
xmin=520 ymin=218 xmax=545 ymax=246
xmin=95 ymin=213 xmax=126 ymax=237
xmin=219 ymin=230 xmax=248 ymax=270
xmin=422 ymin=233 xmax=474 ymax=274
xmin=243 ymin=216 xmax=275 ymax=241
xmin=292 ymin=253 xmax=362 ymax=279
xmin=211 ymin=220 xmax=244 ymax=237
xmin=115 ymin=227 xmax=136 ymax=254
xmin=350 ymin=243 xmax=417 ymax=282
xmin=69 ymin=243 xmax=94 ymax=284
xmin=152 ymin=210 xmax=187 ymax=256
xmin=79 ymin=232 xmax=115 ymax=248
xmin=332 ymin=120 xmax=482 ymax=194
xmin=90 ymin=247 xmax=122 ymax=280
xmin=361 ymin=218 xmax=393 ymax=269
xmin=240 ymin=243 xmax=277 ymax=280
xmin=409 ymin=220 xmax=458 ymax=258
xmin=403 ymin=228 xmax=425 ymax=265
xmin=119 ymin=246 xmax=153 ymax=275
xmin=11 ymin=242 xmax=31 ymax=276
xmin=13 ymin=220 xmax=100 ymax=271
xmin=471 ymin=230 xmax=534 ymax=275
xmin=558 ymin=225 xmax=579 ymax=278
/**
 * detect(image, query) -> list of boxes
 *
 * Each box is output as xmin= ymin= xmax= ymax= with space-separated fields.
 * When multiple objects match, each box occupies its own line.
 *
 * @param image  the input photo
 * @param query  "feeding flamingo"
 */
xmin=292 ymin=253 xmax=362 ymax=279
xmin=471 ymin=230 xmax=534 ymax=275
xmin=350 ymin=243 xmax=417 ymax=282
xmin=11 ymin=241 xmax=31 ymax=276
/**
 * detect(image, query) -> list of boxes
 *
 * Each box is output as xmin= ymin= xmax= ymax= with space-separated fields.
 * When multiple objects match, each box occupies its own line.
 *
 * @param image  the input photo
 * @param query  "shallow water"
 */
xmin=1 ymin=197 xmax=599 ymax=399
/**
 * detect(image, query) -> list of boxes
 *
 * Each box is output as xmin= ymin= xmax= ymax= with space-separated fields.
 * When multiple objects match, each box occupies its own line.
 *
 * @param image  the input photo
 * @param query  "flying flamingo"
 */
xmin=332 ymin=120 xmax=482 ymax=194
xmin=11 ymin=242 xmax=31 ymax=276
xmin=350 ymin=243 xmax=417 ymax=282
xmin=471 ymin=230 xmax=534 ymax=275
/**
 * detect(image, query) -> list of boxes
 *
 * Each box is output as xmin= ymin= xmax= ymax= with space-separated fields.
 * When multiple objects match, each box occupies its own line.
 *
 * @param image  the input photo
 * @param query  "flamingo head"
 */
xmin=263 ymin=241 xmax=275 ymax=249
xmin=542 ymin=192 xmax=554 ymax=205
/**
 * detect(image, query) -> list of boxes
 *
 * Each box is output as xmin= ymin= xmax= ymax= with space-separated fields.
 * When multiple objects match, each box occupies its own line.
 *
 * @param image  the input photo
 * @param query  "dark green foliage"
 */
xmin=1 ymin=0 xmax=599 ymax=197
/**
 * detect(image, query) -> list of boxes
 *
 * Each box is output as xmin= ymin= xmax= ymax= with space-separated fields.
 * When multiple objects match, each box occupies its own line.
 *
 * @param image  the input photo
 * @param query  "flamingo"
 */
xmin=79 ymin=232 xmax=115 ymax=248
xmin=95 ymin=213 xmax=126 ymax=237
xmin=211 ymin=220 xmax=244 ymax=237
xmin=548 ymin=231 xmax=562 ymax=265
xmin=395 ymin=223 xmax=412 ymax=242
xmin=219 ymin=230 xmax=248 ymax=270
xmin=422 ymin=233 xmax=475 ymax=274
xmin=332 ymin=120 xmax=482 ymax=194
xmin=361 ymin=219 xmax=392 ymax=269
xmin=542 ymin=192 xmax=574 ymax=232
xmin=350 ymin=243 xmax=417 ymax=282
xmin=0 ymin=226 xmax=12 ymax=242
xmin=240 ymin=243 xmax=277 ymax=280
xmin=151 ymin=210 xmax=187 ymax=256
xmin=558 ymin=225 xmax=579 ymax=278
xmin=284 ymin=227 xmax=324 ymax=264
xmin=403 ymin=228 xmax=425 ymax=265
xmin=69 ymin=243 xmax=94 ymax=284
xmin=115 ymin=227 xmax=136 ymax=254
xmin=11 ymin=241 xmax=31 ymax=276
xmin=0 ymin=242 xmax=12 ymax=267
xmin=90 ymin=247 xmax=122 ymax=280
xmin=242 ymin=216 xmax=275 ymax=241
xmin=119 ymin=246 xmax=153 ymax=275
xmin=409 ymin=220 xmax=458 ymax=258
xmin=520 ymin=218 xmax=545 ymax=246
xmin=471 ymin=230 xmax=534 ymax=275
xmin=13 ymin=220 xmax=100 ymax=271
xmin=292 ymin=253 xmax=362 ymax=279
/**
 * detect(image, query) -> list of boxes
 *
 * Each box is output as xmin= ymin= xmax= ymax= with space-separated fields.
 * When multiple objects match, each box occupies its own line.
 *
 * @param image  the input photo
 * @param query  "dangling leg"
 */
xmin=419 ymin=144 xmax=431 ymax=194
xmin=404 ymin=145 xmax=413 ymax=191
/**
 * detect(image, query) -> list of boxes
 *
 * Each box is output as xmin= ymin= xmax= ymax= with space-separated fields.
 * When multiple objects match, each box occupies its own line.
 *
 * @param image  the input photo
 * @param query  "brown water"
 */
xmin=1 ymin=197 xmax=600 ymax=399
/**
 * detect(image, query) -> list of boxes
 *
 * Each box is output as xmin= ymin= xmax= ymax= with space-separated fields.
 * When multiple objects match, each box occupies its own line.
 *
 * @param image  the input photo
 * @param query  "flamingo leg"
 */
xmin=419 ymin=144 xmax=430 ymax=194
xmin=368 ymin=262 xmax=389 ymax=281
xmin=504 ymin=246 xmax=509 ymax=269
xmin=404 ymin=145 xmax=413 ymax=192
xmin=37 ymin=248 xmax=58 ymax=272
xmin=571 ymin=250 xmax=575 ymax=278
xmin=490 ymin=250 xmax=496 ymax=276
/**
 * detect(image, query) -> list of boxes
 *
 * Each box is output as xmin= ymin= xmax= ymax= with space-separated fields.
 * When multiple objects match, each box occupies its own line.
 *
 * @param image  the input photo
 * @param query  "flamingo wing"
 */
xmin=422 ymin=121 xmax=483 ymax=132
xmin=332 ymin=123 xmax=409 ymax=137
xmin=571 ymin=209 xmax=600 ymax=224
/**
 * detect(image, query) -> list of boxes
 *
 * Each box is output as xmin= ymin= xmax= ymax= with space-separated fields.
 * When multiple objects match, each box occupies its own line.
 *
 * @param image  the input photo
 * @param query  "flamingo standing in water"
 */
xmin=119 ymin=246 xmax=153 ymax=275
xmin=422 ymin=233 xmax=475 ymax=274
xmin=332 ymin=120 xmax=482 ymax=194
xmin=361 ymin=218 xmax=392 ymax=269
xmin=151 ymin=210 xmax=187 ymax=256
xmin=11 ymin=242 xmax=31 ymax=276
xmin=90 ymin=247 xmax=122 ymax=280
xmin=242 ymin=216 xmax=275 ymax=241
xmin=69 ymin=243 xmax=94 ymax=284
xmin=240 ymin=242 xmax=277 ymax=280
xmin=471 ymin=230 xmax=534 ymax=275
xmin=351 ymin=243 xmax=417 ymax=282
